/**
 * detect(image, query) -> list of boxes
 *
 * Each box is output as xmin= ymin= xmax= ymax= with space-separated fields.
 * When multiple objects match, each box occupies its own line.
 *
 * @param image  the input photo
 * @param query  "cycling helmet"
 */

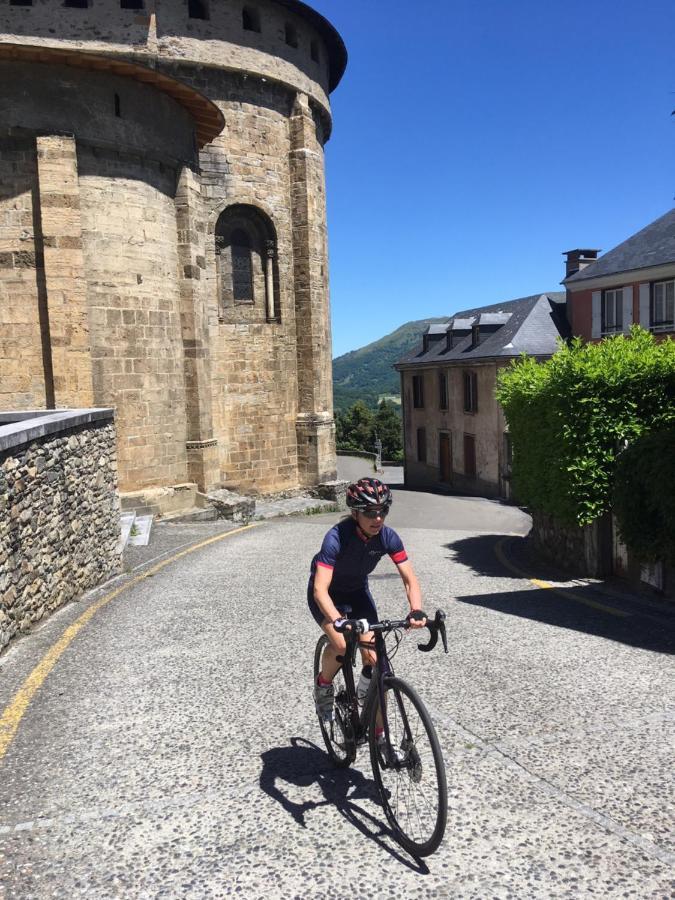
xmin=346 ymin=477 xmax=392 ymax=510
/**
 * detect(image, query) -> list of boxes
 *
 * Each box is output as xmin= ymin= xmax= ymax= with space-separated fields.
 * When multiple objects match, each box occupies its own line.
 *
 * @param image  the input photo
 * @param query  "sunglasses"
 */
xmin=361 ymin=506 xmax=390 ymax=519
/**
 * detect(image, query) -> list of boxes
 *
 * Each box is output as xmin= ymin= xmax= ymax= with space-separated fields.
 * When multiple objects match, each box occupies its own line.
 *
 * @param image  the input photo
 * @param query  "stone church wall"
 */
xmin=0 ymin=0 xmax=344 ymax=503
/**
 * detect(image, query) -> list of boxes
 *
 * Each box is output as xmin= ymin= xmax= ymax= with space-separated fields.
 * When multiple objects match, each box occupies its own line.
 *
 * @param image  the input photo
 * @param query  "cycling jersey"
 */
xmin=309 ymin=517 xmax=408 ymax=593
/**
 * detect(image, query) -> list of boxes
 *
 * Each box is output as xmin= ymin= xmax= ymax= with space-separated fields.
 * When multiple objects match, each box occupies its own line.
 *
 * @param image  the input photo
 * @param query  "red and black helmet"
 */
xmin=346 ymin=478 xmax=392 ymax=510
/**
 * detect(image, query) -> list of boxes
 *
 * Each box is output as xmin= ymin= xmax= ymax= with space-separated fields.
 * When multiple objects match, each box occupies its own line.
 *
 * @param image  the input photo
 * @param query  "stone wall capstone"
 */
xmin=0 ymin=409 xmax=122 ymax=652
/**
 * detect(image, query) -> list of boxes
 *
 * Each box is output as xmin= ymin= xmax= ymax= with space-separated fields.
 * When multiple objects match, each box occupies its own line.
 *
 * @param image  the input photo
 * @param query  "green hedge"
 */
xmin=613 ymin=428 xmax=675 ymax=564
xmin=495 ymin=327 xmax=675 ymax=527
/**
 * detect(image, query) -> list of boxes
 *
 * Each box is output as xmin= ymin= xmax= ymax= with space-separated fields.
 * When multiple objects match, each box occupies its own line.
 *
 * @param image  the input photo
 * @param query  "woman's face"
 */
xmin=352 ymin=507 xmax=387 ymax=538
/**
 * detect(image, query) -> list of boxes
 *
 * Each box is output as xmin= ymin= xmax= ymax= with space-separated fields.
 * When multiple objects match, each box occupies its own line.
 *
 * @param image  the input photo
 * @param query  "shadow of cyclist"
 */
xmin=259 ymin=737 xmax=429 ymax=873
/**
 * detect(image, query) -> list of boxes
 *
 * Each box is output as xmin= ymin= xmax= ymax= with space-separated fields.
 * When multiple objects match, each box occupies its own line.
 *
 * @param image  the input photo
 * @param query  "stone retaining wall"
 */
xmin=0 ymin=409 xmax=121 ymax=652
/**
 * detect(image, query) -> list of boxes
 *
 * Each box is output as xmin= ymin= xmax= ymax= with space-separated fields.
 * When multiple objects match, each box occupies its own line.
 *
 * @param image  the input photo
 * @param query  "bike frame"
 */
xmin=339 ymin=622 xmax=409 ymax=767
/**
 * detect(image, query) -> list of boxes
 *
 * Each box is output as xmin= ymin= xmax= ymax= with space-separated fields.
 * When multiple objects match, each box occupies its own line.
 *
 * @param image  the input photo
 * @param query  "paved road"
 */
xmin=0 ymin=486 xmax=673 ymax=898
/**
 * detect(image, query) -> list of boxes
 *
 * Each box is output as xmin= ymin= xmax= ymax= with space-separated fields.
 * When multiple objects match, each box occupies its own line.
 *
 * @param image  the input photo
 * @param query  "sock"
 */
xmin=317 ymin=674 xmax=332 ymax=687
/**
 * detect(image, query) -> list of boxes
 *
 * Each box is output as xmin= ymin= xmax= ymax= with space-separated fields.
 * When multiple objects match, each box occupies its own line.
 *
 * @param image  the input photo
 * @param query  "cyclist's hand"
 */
xmin=407 ymin=609 xmax=427 ymax=629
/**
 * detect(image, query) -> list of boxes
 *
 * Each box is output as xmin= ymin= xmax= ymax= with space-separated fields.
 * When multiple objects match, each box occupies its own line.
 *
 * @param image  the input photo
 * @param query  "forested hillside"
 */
xmin=332 ymin=317 xmax=450 ymax=410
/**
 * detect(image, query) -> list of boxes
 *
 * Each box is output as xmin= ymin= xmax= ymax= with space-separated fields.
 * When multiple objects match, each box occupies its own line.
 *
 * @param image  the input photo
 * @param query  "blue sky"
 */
xmin=310 ymin=0 xmax=675 ymax=358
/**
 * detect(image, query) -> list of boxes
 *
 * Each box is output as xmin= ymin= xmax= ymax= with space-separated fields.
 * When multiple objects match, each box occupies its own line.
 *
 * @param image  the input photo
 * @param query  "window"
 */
xmin=438 ymin=372 xmax=448 ymax=410
xmin=114 ymin=93 xmax=121 ymax=117
xmin=188 ymin=0 xmax=209 ymax=19
xmin=412 ymin=375 xmax=424 ymax=409
xmin=64 ymin=0 xmax=89 ymax=7
xmin=285 ymin=23 xmax=298 ymax=47
xmin=652 ymin=279 xmax=674 ymax=331
xmin=120 ymin=0 xmax=144 ymax=8
xmin=215 ymin=205 xmax=278 ymax=322
xmin=417 ymin=428 xmax=427 ymax=463
xmin=230 ymin=229 xmax=254 ymax=303
xmin=602 ymin=288 xmax=623 ymax=334
xmin=310 ymin=39 xmax=320 ymax=62
xmin=463 ymin=371 xmax=477 ymax=413
xmin=10 ymin=0 xmax=32 ymax=5
xmin=242 ymin=6 xmax=260 ymax=32
xmin=464 ymin=434 xmax=476 ymax=478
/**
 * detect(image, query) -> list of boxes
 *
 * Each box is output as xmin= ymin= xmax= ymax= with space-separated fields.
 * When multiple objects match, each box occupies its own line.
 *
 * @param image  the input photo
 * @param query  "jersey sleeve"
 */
xmin=315 ymin=526 xmax=341 ymax=571
xmin=383 ymin=527 xmax=408 ymax=565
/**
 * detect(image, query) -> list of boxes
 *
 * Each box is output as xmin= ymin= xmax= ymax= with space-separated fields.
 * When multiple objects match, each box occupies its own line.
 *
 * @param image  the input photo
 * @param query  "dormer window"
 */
xmin=285 ymin=23 xmax=298 ymax=47
xmin=471 ymin=324 xmax=480 ymax=347
xmin=243 ymin=6 xmax=261 ymax=32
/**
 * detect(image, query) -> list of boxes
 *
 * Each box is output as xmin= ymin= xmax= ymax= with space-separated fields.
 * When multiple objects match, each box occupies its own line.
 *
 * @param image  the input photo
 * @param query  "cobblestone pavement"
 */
xmin=0 ymin=486 xmax=673 ymax=898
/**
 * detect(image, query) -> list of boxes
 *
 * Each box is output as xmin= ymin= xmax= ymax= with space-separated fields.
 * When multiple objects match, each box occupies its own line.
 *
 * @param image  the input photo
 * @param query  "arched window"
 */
xmin=215 ymin=206 xmax=279 ymax=323
xmin=188 ymin=0 xmax=209 ymax=19
xmin=242 ymin=6 xmax=260 ymax=32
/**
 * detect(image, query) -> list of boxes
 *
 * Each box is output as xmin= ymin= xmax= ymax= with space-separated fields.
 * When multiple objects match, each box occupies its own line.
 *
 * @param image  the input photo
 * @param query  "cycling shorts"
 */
xmin=307 ymin=583 xmax=378 ymax=628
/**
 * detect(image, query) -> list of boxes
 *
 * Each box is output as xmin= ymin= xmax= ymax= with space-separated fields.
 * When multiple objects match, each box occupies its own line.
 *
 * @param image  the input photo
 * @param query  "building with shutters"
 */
xmin=395 ymin=293 xmax=569 ymax=498
xmin=563 ymin=208 xmax=675 ymax=342
xmin=0 ymin=0 xmax=346 ymax=510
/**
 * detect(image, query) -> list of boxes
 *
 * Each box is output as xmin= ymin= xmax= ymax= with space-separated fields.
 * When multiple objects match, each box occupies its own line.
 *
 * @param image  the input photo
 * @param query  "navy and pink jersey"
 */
xmin=309 ymin=517 xmax=408 ymax=593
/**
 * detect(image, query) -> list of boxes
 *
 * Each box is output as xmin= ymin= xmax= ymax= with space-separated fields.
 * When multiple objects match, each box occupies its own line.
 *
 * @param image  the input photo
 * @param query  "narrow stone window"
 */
xmin=64 ymin=0 xmax=89 ymax=6
xmin=188 ymin=0 xmax=209 ymax=20
xmin=310 ymin=39 xmax=320 ymax=62
xmin=285 ymin=23 xmax=298 ymax=48
xmin=230 ymin=230 xmax=254 ymax=304
xmin=242 ymin=6 xmax=260 ymax=32
xmin=120 ymin=0 xmax=144 ymax=9
xmin=114 ymin=94 xmax=121 ymax=117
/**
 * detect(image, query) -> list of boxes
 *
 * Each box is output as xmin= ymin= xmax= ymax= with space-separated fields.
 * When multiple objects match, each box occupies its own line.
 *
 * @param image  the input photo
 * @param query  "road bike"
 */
xmin=313 ymin=609 xmax=448 ymax=857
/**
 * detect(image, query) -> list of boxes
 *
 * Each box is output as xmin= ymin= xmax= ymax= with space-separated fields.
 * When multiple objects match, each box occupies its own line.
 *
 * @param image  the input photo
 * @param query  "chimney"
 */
xmin=563 ymin=248 xmax=600 ymax=278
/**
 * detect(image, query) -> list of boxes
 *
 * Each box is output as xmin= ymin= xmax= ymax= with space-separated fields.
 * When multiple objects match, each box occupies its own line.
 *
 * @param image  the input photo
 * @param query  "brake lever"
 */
xmin=417 ymin=609 xmax=447 ymax=653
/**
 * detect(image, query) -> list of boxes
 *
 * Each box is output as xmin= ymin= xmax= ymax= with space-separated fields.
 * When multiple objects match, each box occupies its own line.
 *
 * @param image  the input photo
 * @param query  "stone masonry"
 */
xmin=0 ymin=410 xmax=122 ymax=651
xmin=0 ymin=1 xmax=347 ymax=509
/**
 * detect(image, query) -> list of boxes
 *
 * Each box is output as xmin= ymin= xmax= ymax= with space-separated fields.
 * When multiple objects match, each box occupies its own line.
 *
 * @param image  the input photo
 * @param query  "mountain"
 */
xmin=332 ymin=317 xmax=450 ymax=411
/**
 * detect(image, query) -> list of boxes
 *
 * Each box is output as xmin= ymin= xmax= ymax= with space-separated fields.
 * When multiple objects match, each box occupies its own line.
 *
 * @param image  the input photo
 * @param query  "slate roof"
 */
xmin=565 ymin=208 xmax=675 ymax=283
xmin=395 ymin=293 xmax=568 ymax=368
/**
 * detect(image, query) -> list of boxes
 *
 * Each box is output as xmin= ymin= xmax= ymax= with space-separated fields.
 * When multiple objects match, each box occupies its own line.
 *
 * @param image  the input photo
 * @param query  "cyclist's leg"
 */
xmin=308 ymin=587 xmax=347 ymax=683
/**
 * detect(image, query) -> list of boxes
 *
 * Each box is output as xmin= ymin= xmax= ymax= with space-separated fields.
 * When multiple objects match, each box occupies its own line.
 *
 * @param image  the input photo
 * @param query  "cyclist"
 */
xmin=308 ymin=477 xmax=426 ymax=735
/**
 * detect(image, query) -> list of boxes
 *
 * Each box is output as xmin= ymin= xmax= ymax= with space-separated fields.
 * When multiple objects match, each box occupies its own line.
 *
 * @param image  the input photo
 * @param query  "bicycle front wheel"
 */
xmin=368 ymin=676 xmax=447 ymax=857
xmin=313 ymin=634 xmax=356 ymax=768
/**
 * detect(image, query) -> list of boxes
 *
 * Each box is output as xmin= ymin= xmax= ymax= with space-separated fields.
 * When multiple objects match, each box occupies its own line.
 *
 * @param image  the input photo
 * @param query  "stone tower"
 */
xmin=0 ymin=0 xmax=346 ymax=502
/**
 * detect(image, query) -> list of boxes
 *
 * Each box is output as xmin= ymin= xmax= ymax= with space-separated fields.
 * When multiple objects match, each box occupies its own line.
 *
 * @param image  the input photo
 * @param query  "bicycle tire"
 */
xmin=368 ymin=676 xmax=447 ymax=856
xmin=313 ymin=634 xmax=357 ymax=768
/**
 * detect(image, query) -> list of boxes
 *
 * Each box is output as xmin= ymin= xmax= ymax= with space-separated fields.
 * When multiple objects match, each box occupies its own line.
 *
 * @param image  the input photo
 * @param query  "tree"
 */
xmin=374 ymin=400 xmax=403 ymax=461
xmin=495 ymin=327 xmax=675 ymax=527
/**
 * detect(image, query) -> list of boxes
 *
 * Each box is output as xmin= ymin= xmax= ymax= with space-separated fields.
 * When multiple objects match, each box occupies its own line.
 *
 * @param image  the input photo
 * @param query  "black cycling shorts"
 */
xmin=307 ymin=582 xmax=378 ymax=628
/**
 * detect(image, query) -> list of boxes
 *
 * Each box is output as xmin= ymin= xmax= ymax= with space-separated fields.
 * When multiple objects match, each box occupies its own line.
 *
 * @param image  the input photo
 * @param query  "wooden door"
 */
xmin=463 ymin=433 xmax=476 ymax=478
xmin=439 ymin=433 xmax=452 ymax=483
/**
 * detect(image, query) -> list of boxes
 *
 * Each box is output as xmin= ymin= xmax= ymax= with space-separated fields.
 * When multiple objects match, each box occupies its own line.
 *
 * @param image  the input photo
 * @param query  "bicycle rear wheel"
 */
xmin=368 ymin=676 xmax=447 ymax=856
xmin=313 ymin=634 xmax=357 ymax=768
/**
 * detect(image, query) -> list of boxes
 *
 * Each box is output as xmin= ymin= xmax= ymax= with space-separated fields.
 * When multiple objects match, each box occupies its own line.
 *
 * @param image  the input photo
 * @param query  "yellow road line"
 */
xmin=0 ymin=524 xmax=257 ymax=762
xmin=494 ymin=538 xmax=630 ymax=618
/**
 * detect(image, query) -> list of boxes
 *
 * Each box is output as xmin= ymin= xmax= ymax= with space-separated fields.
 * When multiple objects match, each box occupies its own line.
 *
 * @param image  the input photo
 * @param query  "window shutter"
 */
xmin=622 ymin=285 xmax=633 ymax=333
xmin=591 ymin=291 xmax=602 ymax=338
xmin=639 ymin=283 xmax=651 ymax=328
